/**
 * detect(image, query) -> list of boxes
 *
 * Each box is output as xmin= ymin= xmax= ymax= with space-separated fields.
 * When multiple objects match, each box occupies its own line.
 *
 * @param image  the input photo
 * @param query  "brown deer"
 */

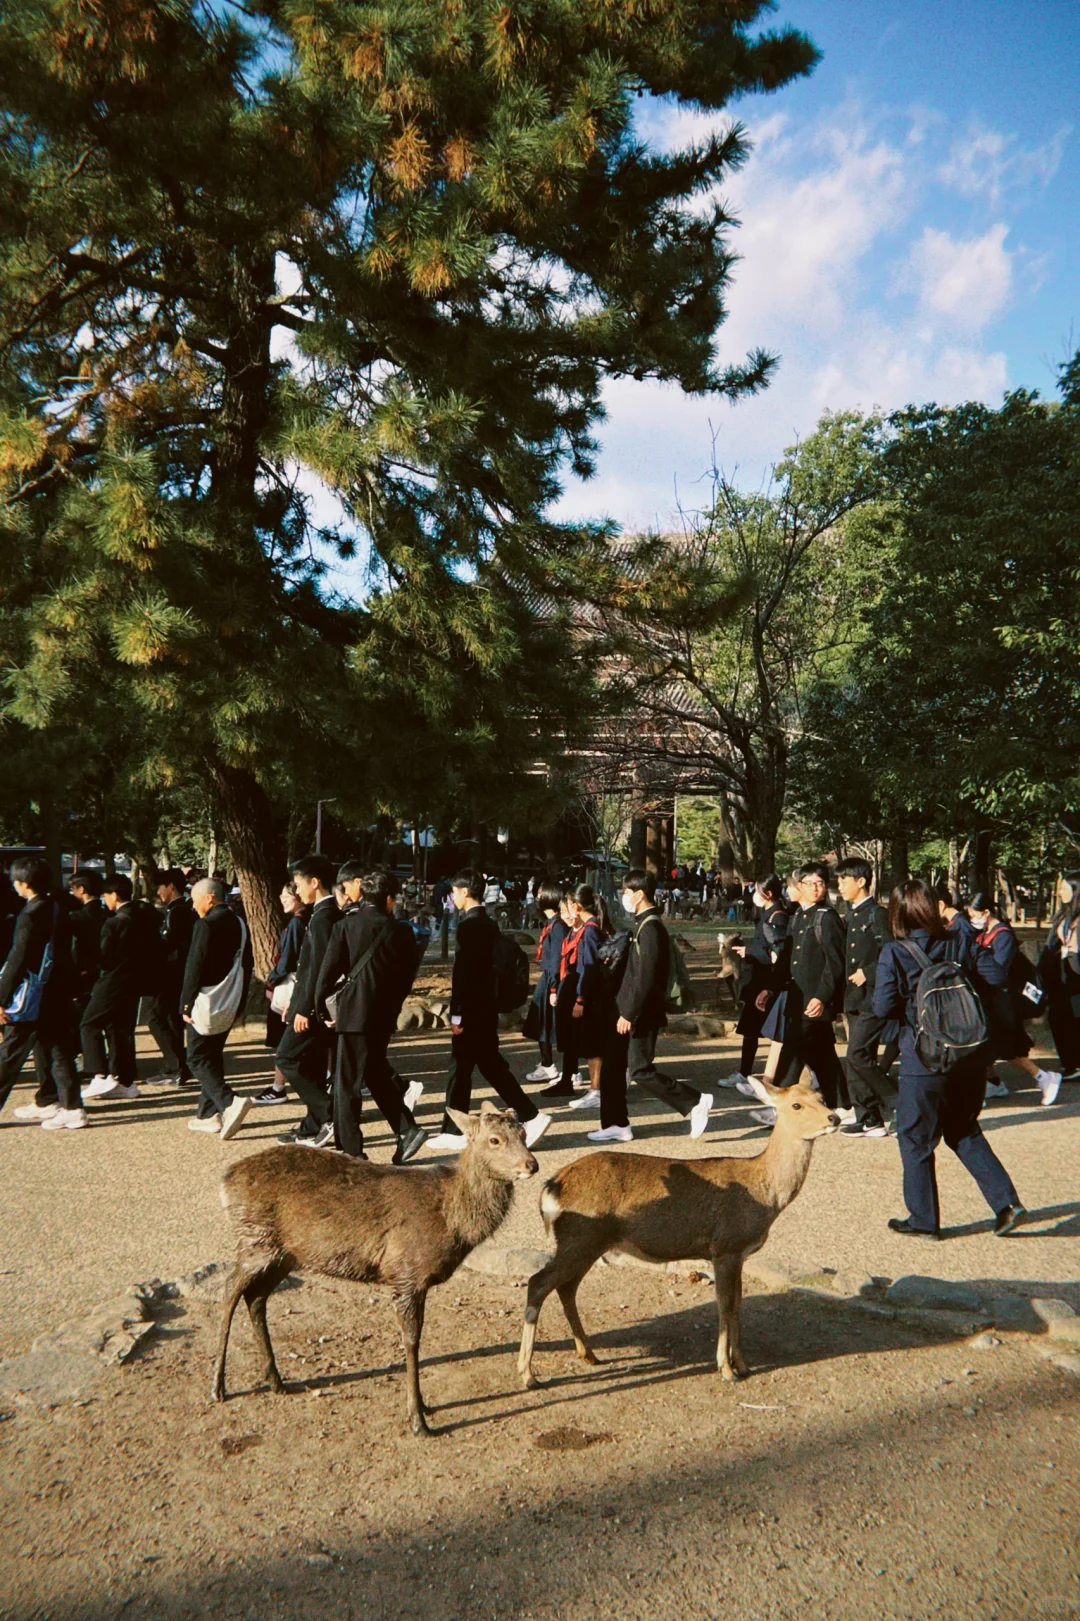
xmin=212 ymin=1103 xmax=538 ymax=1435
xmin=517 ymin=1078 xmax=838 ymax=1388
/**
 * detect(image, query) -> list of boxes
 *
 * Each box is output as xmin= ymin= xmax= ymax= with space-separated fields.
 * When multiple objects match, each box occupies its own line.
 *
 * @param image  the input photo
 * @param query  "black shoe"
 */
xmin=887 ymin=1217 xmax=942 ymax=1241
xmin=1062 ymin=1071 xmax=1080 ymax=1085
xmin=393 ymin=1123 xmax=427 ymax=1166
xmin=994 ymin=1203 xmax=1026 ymax=1237
xmin=278 ymin=1123 xmax=332 ymax=1147
xmin=253 ymin=1087 xmax=288 ymax=1106
xmin=841 ymin=1117 xmax=887 ymax=1137
xmin=537 ymin=1081 xmax=577 ymax=1101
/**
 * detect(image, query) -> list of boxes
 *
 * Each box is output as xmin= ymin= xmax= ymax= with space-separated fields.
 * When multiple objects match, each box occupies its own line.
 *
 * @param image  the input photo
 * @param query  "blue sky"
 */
xmin=555 ymin=0 xmax=1080 ymax=528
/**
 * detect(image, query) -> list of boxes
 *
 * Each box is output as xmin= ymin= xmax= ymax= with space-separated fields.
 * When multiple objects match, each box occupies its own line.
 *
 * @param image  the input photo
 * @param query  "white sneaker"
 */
xmin=96 ymin=1080 xmax=139 ymax=1101
xmin=14 ymin=1102 xmax=59 ymax=1121
xmin=426 ymin=1132 xmax=468 ymax=1154
xmin=41 ymin=1107 xmax=87 ymax=1131
xmin=526 ymin=1063 xmax=559 ymax=1083
xmin=569 ymin=1089 xmax=601 ymax=1111
xmin=716 ymin=1072 xmax=747 ymax=1091
xmin=574 ymin=1070 xmax=591 ymax=1090
xmin=524 ymin=1112 xmax=552 ymax=1148
xmin=403 ymin=1079 xmax=424 ymax=1113
xmin=984 ymin=1078 xmax=1010 ymax=1099
xmin=1037 ymin=1070 xmax=1063 ymax=1107
xmin=188 ymin=1115 xmax=222 ymax=1134
xmin=735 ymin=1078 xmax=759 ymax=1098
xmin=83 ymin=1074 xmax=118 ymax=1099
xmin=219 ymin=1095 xmax=251 ymax=1141
xmin=688 ymin=1092 xmax=713 ymax=1140
xmin=834 ymin=1107 xmax=857 ymax=1126
xmin=748 ymin=1107 xmax=777 ymax=1127
xmin=587 ymin=1124 xmax=633 ymax=1144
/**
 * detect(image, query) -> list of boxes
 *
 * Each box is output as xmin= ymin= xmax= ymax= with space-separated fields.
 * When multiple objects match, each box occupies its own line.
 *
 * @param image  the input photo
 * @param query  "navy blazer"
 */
xmin=873 ymin=928 xmax=1007 ymax=1079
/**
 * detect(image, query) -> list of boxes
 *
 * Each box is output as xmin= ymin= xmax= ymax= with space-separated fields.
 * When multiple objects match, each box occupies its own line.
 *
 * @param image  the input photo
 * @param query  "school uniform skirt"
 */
xmin=760 ymin=990 xmax=789 ymax=1044
xmin=983 ymin=986 xmax=1032 ymax=1062
xmin=523 ymin=972 xmax=558 ymax=1047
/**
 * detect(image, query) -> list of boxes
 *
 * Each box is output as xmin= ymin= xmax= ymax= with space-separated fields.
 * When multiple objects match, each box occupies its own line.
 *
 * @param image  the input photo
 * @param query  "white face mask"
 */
xmin=621 ymin=894 xmax=638 ymax=916
xmin=752 ymin=890 xmax=767 ymax=909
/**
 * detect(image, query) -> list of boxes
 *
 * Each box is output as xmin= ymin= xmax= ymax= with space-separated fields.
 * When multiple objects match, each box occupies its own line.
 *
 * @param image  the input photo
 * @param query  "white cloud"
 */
xmin=904 ymin=223 xmax=1013 ymax=331
xmin=940 ymin=121 xmax=1071 ymax=206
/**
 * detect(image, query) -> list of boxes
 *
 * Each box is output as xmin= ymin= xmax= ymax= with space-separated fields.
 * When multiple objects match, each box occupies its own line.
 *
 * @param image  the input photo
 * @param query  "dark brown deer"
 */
xmin=212 ymin=1103 xmax=538 ymax=1435
xmin=518 ymin=1079 xmax=838 ymax=1388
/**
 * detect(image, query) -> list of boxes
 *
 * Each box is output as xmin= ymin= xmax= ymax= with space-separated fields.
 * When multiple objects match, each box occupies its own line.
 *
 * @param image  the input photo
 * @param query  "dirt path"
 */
xmin=2 ymin=1266 xmax=1078 ymax=1621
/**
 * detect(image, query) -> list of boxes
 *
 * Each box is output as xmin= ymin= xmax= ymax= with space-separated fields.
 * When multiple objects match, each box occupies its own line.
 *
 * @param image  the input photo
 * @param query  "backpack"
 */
xmin=492 ymin=931 xmax=530 ymax=1013
xmin=637 ymin=915 xmax=695 ymax=1014
xmin=596 ymin=930 xmax=631 ymax=992
xmin=4 ymin=903 xmax=59 ymax=1023
xmin=902 ymin=938 xmax=987 ymax=1073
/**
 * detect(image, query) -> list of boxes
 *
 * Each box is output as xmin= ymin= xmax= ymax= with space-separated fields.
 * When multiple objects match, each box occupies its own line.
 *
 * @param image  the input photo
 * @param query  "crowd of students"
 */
xmin=1 ymin=849 xmax=1077 ymax=1241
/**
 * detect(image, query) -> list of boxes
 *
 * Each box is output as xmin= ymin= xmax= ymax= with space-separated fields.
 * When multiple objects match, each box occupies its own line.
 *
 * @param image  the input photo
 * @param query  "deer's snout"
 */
xmin=517 ymin=1154 xmax=540 ymax=1179
xmin=826 ymin=1112 xmax=840 ymax=1130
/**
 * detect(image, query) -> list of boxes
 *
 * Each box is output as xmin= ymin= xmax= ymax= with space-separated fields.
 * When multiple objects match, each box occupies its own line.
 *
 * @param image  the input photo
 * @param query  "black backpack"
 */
xmin=492 ymin=932 xmax=530 ymax=1013
xmin=903 ymin=938 xmax=988 ymax=1073
xmin=596 ymin=930 xmax=631 ymax=992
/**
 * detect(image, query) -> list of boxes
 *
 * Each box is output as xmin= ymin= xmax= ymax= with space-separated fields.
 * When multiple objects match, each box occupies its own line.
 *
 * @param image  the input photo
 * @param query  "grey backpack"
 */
xmin=903 ymin=939 xmax=987 ymax=1073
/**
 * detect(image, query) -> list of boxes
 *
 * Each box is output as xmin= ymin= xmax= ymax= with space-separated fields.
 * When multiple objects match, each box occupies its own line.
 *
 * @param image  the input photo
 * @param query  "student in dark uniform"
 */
xmin=767 ymin=863 xmax=849 ymax=1122
xmin=965 ymin=892 xmax=1062 ymax=1106
xmin=836 ymin=857 xmax=897 ymax=1138
xmin=594 ymin=868 xmax=713 ymax=1144
xmin=1039 ymin=873 xmax=1080 ymax=1084
xmin=145 ymin=868 xmax=196 ymax=1087
xmin=275 ymin=855 xmax=339 ymax=1147
xmin=81 ymin=875 xmax=161 ymax=1103
xmin=523 ymin=884 xmax=578 ymax=1098
xmin=315 ymin=866 xmax=426 ymax=1164
xmin=556 ymin=885 xmax=612 ymax=1104
xmin=874 ymin=879 xmax=1024 ymax=1239
xmin=0 ymin=857 xmax=82 ymax=1129
xmin=427 ymin=868 xmax=551 ymax=1154
xmin=253 ymin=880 xmax=308 ymax=1105
xmin=725 ymin=874 xmax=791 ymax=1090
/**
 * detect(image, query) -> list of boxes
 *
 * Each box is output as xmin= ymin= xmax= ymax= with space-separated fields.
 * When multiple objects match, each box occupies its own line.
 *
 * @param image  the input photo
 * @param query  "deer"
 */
xmin=715 ymin=930 xmax=745 ymax=1011
xmin=517 ymin=1078 xmax=838 ymax=1389
xmin=212 ymin=1103 xmax=538 ymax=1436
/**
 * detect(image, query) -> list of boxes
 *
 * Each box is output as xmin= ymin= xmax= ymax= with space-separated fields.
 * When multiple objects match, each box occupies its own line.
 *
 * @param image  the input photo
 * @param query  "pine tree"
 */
xmin=0 ymin=0 xmax=817 ymax=967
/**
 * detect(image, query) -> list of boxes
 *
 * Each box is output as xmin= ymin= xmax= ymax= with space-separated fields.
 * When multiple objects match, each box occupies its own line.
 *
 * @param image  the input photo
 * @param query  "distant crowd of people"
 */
xmin=1 ymin=851 xmax=1077 ymax=1240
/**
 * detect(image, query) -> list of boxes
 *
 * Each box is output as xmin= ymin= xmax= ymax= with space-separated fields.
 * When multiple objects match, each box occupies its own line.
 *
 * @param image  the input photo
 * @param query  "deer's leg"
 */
xmin=726 ymin=1261 xmax=749 ymax=1377
xmin=211 ymin=1253 xmax=268 ymax=1402
xmin=712 ymin=1255 xmax=745 ymax=1382
xmin=556 ymin=1277 xmax=598 ymax=1366
xmin=393 ymin=1288 xmax=431 ymax=1438
xmin=243 ymin=1261 xmax=293 ymax=1395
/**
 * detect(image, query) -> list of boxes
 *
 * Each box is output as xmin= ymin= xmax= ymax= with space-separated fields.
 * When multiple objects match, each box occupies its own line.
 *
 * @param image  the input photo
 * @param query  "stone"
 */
xmin=743 ymin=1259 xmax=792 ymax=1292
xmin=0 ymin=1286 xmax=158 ymax=1407
xmin=885 ymin=1275 xmax=984 ymax=1312
xmin=890 ymin=1307 xmax=990 ymax=1337
xmin=692 ymin=1015 xmax=728 ymax=1038
xmin=175 ymin=1261 xmax=229 ymax=1302
xmin=828 ymin=1271 xmax=878 ymax=1300
xmin=966 ymin=1333 xmax=1002 ymax=1351
xmin=1031 ymin=1297 xmax=1077 ymax=1326
xmin=1045 ymin=1317 xmax=1080 ymax=1348
xmin=463 ymin=1246 xmax=552 ymax=1278
xmin=497 ymin=1009 xmax=526 ymax=1032
xmin=985 ymin=1295 xmax=1043 ymax=1331
xmin=1048 ymin=1353 xmax=1080 ymax=1377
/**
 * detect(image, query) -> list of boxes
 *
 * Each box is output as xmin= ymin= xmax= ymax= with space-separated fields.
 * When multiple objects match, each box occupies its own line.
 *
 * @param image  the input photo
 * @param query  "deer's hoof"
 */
xmin=522 ymin=1370 xmax=540 ymax=1390
xmin=719 ymin=1363 xmax=743 ymax=1383
xmin=579 ymin=1349 xmax=599 ymax=1366
xmin=410 ymin=1415 xmax=434 ymax=1439
xmin=210 ymin=1382 xmax=225 ymax=1404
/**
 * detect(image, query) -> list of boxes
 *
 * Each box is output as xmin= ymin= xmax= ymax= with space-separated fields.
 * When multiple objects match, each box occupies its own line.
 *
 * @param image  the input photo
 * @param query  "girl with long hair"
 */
xmin=965 ymin=892 xmax=1062 ymax=1106
xmin=559 ymin=884 xmax=613 ymax=1112
xmin=722 ymin=873 xmax=792 ymax=1091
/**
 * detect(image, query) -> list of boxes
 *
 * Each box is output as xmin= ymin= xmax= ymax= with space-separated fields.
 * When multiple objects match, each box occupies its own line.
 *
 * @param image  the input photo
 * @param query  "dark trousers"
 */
xmin=442 ymin=1023 xmax=537 ymax=1132
xmin=334 ymin=1025 xmax=417 ymax=1157
xmin=0 ymin=1017 xmax=81 ymax=1112
xmin=845 ymin=1012 xmax=898 ymax=1124
xmin=1047 ymin=997 xmax=1080 ymax=1075
xmin=186 ymin=1027 xmax=234 ymax=1118
xmin=145 ymin=988 xmax=190 ymax=1078
xmin=896 ymin=1061 xmax=1019 ymax=1233
xmin=738 ymin=1002 xmax=767 ymax=1076
xmin=599 ymin=1024 xmax=701 ymax=1129
xmin=538 ymin=1039 xmax=578 ymax=1087
xmin=275 ymin=1022 xmax=333 ymax=1134
xmin=80 ymin=986 xmax=139 ymax=1085
xmin=777 ymin=1015 xmax=849 ymax=1108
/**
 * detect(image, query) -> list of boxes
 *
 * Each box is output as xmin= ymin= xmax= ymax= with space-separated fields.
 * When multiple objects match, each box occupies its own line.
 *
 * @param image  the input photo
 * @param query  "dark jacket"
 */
xmin=561 ymin=919 xmax=609 ymax=1058
xmin=181 ymin=904 xmax=251 ymax=1015
xmin=314 ymin=902 xmax=419 ymax=1032
xmin=530 ymin=916 xmax=568 ymax=1047
xmin=740 ymin=903 xmax=791 ymax=1002
xmin=0 ymin=894 xmax=69 ymax=1016
xmin=159 ymin=897 xmax=196 ymax=988
xmin=617 ymin=908 xmax=670 ymax=1034
xmin=97 ymin=901 xmax=164 ymax=998
xmin=872 ymin=927 xmax=1007 ymax=1080
xmin=842 ymin=897 xmax=889 ymax=1014
xmin=286 ymin=895 xmax=339 ymax=1023
xmin=267 ymin=907 xmax=308 ymax=990
xmin=70 ymin=897 xmax=107 ymax=989
xmin=450 ymin=905 xmax=499 ymax=1027
xmin=788 ymin=903 xmax=846 ymax=1014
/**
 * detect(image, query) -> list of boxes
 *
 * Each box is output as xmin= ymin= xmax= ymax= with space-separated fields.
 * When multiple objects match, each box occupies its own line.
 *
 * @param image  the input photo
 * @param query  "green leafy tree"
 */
xmin=0 ymin=0 xmax=817 ymax=967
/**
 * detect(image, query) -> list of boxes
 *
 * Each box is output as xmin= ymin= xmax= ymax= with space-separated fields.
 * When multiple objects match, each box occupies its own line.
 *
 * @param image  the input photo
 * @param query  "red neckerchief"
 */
xmin=978 ymin=922 xmax=1008 ymax=949
xmin=559 ymin=918 xmax=599 ymax=981
xmin=536 ymin=919 xmax=554 ymax=963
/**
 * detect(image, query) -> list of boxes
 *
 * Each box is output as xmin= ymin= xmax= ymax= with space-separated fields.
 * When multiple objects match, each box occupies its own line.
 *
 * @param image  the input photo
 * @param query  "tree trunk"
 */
xmin=884 ymin=836 xmax=909 ymax=892
xmin=947 ymin=837 xmax=960 ymax=897
xmin=207 ymin=762 xmax=285 ymax=978
xmin=969 ymin=830 xmax=993 ymax=899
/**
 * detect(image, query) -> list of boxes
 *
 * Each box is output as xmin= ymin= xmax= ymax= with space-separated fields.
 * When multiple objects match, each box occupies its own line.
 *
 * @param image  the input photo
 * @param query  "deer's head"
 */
xmin=448 ymin=1102 xmax=540 ymax=1180
xmin=747 ymin=1077 xmax=839 ymax=1139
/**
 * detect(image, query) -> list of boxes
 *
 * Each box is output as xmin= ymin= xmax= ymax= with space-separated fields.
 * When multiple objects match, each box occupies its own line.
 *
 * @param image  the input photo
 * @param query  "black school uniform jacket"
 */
xmin=788 ymin=904 xmax=846 ymax=1015
xmin=181 ymin=905 xmax=250 ymax=1015
xmin=450 ymin=906 xmax=499 ymax=1028
xmin=842 ymin=897 xmax=889 ymax=1014
xmin=315 ymin=903 xmax=419 ymax=1032
xmin=740 ymin=903 xmax=791 ymax=1001
xmin=96 ymin=902 xmax=163 ymax=999
xmin=0 ymin=894 xmax=70 ymax=1015
xmin=70 ymin=898 xmax=107 ymax=989
xmin=286 ymin=895 xmax=339 ymax=1023
xmin=617 ymin=908 xmax=670 ymax=1034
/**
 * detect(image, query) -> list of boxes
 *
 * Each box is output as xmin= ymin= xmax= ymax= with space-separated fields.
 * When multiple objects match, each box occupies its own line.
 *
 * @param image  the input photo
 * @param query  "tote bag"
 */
xmin=191 ymin=920 xmax=248 ymax=1037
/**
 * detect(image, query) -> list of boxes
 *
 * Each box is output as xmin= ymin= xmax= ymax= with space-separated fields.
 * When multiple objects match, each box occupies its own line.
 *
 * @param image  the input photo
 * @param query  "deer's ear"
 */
xmin=479 ymin=1100 xmax=502 ymax=1119
xmin=746 ymin=1076 xmax=779 ymax=1104
xmin=447 ymin=1107 xmax=477 ymax=1138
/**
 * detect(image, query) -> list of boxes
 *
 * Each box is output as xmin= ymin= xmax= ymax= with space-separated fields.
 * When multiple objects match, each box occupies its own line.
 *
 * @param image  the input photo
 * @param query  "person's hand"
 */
xmin=805 ymin=998 xmax=825 ymax=1020
xmin=849 ymin=968 xmax=867 ymax=986
xmin=451 ymin=1022 xmax=463 ymax=1037
xmin=183 ymin=1013 xmax=194 ymax=1026
xmin=755 ymin=990 xmax=770 ymax=1012
xmin=293 ymin=1013 xmax=310 ymax=1034
xmin=617 ymin=1016 xmax=632 ymax=1035
xmin=549 ymin=991 xmax=558 ymax=1006
xmin=732 ymin=943 xmax=746 ymax=957
xmin=0 ymin=1009 xmax=9 ymax=1027
xmin=572 ymin=1003 xmax=584 ymax=1019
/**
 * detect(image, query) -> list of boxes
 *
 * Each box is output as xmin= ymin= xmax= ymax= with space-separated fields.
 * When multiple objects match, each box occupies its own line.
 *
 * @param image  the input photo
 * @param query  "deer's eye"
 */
xmin=791 ymin=1102 xmax=802 ymax=1111
xmin=489 ymin=1135 xmax=501 ymax=1146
